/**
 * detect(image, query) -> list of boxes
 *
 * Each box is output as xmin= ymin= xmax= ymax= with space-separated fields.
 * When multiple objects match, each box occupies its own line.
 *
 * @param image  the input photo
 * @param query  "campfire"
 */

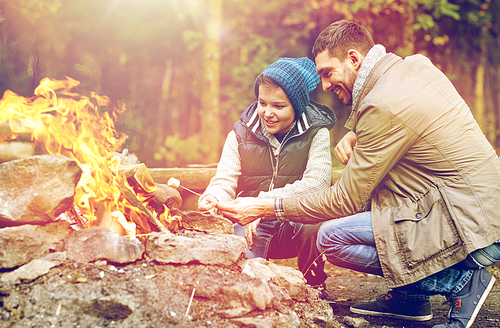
xmin=0 ymin=77 xmax=180 ymax=238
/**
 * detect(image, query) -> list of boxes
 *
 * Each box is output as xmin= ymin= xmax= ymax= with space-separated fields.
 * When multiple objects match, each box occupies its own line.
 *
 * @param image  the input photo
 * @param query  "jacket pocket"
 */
xmin=393 ymin=188 xmax=461 ymax=269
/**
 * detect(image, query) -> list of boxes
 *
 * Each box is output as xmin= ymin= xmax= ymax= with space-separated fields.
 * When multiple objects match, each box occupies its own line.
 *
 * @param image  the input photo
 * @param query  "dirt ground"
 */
xmin=324 ymin=263 xmax=500 ymax=327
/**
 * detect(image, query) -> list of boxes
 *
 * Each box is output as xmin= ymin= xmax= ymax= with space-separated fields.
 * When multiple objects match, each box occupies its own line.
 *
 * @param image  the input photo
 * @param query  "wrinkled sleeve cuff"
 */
xmin=274 ymin=198 xmax=288 ymax=222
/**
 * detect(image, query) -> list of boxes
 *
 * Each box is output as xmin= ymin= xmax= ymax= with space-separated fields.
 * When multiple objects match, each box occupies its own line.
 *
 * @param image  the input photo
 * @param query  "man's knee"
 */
xmin=316 ymin=221 xmax=333 ymax=251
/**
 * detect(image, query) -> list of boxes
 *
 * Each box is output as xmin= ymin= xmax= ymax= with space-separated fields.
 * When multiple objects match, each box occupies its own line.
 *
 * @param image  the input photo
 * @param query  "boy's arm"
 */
xmin=199 ymin=131 xmax=241 ymax=205
xmin=257 ymin=128 xmax=332 ymax=199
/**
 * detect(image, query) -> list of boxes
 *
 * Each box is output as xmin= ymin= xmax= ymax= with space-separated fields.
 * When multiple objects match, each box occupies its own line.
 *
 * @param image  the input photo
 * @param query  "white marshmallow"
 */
xmin=167 ymin=177 xmax=180 ymax=188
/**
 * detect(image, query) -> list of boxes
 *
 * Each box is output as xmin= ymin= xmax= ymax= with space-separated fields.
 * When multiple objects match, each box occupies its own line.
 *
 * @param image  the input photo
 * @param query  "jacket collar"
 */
xmin=345 ymin=52 xmax=402 ymax=131
xmin=351 ymin=44 xmax=387 ymax=109
xmin=241 ymin=101 xmax=311 ymax=141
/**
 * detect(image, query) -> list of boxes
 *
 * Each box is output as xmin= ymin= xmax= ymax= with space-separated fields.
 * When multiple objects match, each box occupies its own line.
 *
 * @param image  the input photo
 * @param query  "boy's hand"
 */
xmin=217 ymin=198 xmax=274 ymax=226
xmin=198 ymin=194 xmax=219 ymax=214
xmin=245 ymin=218 xmax=261 ymax=249
xmin=335 ymin=131 xmax=357 ymax=165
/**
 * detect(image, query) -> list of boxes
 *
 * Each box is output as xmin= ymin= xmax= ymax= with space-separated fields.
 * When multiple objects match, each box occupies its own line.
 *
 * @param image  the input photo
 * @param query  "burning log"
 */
xmin=116 ymin=180 xmax=167 ymax=233
xmin=148 ymin=167 xmax=217 ymax=190
xmin=0 ymin=77 xmax=182 ymax=237
xmin=0 ymin=121 xmax=33 ymax=143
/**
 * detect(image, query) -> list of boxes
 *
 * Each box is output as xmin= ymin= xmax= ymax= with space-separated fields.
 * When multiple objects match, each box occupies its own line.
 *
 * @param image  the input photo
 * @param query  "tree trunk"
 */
xmin=200 ymin=0 xmax=222 ymax=164
xmin=474 ymin=36 xmax=487 ymax=134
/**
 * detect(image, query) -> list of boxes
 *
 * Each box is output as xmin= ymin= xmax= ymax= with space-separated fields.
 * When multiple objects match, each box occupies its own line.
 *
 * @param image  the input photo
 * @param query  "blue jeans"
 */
xmin=316 ymin=211 xmax=500 ymax=298
xmin=234 ymin=219 xmax=327 ymax=285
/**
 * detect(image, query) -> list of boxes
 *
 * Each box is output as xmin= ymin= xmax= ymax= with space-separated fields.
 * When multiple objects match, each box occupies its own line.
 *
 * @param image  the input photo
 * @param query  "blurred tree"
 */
xmin=0 ymin=0 xmax=68 ymax=95
xmin=200 ymin=0 xmax=222 ymax=164
xmin=0 ymin=0 xmax=499 ymax=168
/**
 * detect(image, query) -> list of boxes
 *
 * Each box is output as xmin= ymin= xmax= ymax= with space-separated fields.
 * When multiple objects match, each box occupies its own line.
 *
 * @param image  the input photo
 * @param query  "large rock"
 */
xmin=195 ymin=273 xmax=275 ymax=317
xmin=63 ymin=226 xmax=144 ymax=264
xmin=170 ymin=209 xmax=234 ymax=234
xmin=0 ymin=155 xmax=82 ymax=226
xmin=241 ymin=258 xmax=308 ymax=302
xmin=146 ymin=230 xmax=245 ymax=266
xmin=1 ymin=251 xmax=66 ymax=283
xmin=230 ymin=312 xmax=301 ymax=328
xmin=0 ymin=221 xmax=71 ymax=269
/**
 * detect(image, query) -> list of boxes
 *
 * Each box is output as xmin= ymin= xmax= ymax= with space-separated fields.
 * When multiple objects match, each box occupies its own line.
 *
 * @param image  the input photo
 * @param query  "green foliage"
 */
xmin=1 ymin=0 xmax=500 ymax=165
xmin=154 ymin=133 xmax=210 ymax=168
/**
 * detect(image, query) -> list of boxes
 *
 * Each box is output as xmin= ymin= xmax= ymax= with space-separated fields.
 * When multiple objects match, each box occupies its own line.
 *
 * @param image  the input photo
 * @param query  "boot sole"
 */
xmin=465 ymin=275 xmax=496 ymax=328
xmin=349 ymin=307 xmax=433 ymax=321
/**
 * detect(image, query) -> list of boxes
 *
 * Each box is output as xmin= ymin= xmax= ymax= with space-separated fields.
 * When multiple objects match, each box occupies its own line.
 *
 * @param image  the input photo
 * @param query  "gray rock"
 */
xmin=1 ymin=251 xmax=66 ymax=283
xmin=0 ymin=221 xmax=71 ymax=269
xmin=153 ymin=183 xmax=183 ymax=210
xmin=230 ymin=311 xmax=300 ymax=327
xmin=63 ymin=226 xmax=144 ymax=263
xmin=241 ymin=257 xmax=308 ymax=301
xmin=146 ymin=230 xmax=245 ymax=266
xmin=171 ymin=209 xmax=233 ymax=234
xmin=196 ymin=275 xmax=275 ymax=317
xmin=344 ymin=315 xmax=370 ymax=328
xmin=0 ymin=155 xmax=82 ymax=226
xmin=0 ymin=141 xmax=35 ymax=162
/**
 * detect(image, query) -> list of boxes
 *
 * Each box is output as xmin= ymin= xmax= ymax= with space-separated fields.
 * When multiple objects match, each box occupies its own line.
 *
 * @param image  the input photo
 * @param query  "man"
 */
xmin=218 ymin=20 xmax=500 ymax=328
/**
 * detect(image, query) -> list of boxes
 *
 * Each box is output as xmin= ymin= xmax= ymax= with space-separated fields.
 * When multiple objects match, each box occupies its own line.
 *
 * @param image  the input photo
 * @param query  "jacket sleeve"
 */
xmin=200 ymin=131 xmax=241 ymax=204
xmin=257 ymin=128 xmax=332 ymax=199
xmin=283 ymin=103 xmax=414 ymax=223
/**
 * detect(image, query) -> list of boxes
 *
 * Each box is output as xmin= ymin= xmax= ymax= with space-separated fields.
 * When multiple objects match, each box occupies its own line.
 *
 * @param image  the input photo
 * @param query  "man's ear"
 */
xmin=347 ymin=49 xmax=364 ymax=71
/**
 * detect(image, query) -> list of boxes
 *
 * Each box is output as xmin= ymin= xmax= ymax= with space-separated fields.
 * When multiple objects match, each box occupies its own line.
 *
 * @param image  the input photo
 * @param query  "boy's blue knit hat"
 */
xmin=254 ymin=57 xmax=320 ymax=118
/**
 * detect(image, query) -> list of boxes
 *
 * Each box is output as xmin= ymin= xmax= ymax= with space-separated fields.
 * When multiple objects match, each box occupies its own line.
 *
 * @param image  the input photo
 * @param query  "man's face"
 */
xmin=257 ymin=85 xmax=295 ymax=135
xmin=315 ymin=50 xmax=358 ymax=106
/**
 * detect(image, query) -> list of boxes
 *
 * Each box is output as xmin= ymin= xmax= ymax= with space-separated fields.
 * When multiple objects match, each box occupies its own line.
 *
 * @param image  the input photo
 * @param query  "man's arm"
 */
xmin=217 ymin=197 xmax=275 ymax=226
xmin=283 ymin=104 xmax=413 ymax=222
xmin=335 ymin=131 xmax=357 ymax=165
xmin=220 ymin=104 xmax=414 ymax=224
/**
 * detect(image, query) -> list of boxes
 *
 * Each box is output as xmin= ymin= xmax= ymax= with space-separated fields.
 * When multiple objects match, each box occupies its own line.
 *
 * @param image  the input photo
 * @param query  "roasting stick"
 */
xmin=167 ymin=177 xmax=202 ymax=197
xmin=116 ymin=181 xmax=168 ymax=233
xmin=168 ymin=177 xmax=217 ymax=214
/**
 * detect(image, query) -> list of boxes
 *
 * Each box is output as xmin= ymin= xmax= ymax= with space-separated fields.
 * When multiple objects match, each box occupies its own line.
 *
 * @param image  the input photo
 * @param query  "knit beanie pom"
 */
xmin=254 ymin=57 xmax=320 ymax=118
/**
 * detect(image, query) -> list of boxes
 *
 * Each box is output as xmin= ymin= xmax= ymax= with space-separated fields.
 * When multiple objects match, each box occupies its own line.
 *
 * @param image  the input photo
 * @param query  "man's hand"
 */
xmin=217 ymin=198 xmax=275 ymax=226
xmin=245 ymin=218 xmax=261 ymax=249
xmin=198 ymin=194 xmax=219 ymax=214
xmin=335 ymin=131 xmax=357 ymax=165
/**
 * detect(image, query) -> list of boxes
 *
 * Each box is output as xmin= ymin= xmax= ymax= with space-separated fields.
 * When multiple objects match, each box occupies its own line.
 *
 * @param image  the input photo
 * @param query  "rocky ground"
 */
xmin=0 ymin=258 xmax=335 ymax=328
xmin=323 ymin=263 xmax=500 ymax=328
xmin=1 ymin=255 xmax=498 ymax=328
xmin=0 ymin=227 xmax=337 ymax=328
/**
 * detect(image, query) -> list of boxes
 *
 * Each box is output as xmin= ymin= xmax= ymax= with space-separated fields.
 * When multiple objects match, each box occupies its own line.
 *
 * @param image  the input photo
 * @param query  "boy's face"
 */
xmin=257 ymin=85 xmax=295 ymax=135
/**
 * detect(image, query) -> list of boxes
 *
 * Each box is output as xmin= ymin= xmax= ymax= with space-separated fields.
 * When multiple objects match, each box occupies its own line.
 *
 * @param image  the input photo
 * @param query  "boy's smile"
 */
xmin=257 ymin=85 xmax=295 ymax=135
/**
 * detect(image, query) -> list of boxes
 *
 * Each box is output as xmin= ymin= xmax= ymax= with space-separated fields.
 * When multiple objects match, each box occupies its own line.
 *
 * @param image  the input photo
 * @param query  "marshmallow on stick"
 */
xmin=167 ymin=177 xmax=180 ymax=188
xmin=167 ymin=177 xmax=202 ymax=197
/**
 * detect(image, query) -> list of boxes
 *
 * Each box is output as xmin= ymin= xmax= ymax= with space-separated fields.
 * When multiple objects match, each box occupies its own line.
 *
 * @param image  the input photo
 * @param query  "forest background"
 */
xmin=0 ymin=0 xmax=499 ymax=168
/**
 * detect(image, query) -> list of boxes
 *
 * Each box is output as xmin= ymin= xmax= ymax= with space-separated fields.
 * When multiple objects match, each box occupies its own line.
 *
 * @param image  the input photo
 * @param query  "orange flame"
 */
xmin=0 ymin=77 xmax=156 ymax=238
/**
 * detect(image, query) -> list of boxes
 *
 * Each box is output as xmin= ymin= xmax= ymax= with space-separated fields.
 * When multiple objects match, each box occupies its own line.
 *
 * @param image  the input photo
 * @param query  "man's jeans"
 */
xmin=316 ymin=211 xmax=500 ymax=298
xmin=234 ymin=219 xmax=327 ymax=285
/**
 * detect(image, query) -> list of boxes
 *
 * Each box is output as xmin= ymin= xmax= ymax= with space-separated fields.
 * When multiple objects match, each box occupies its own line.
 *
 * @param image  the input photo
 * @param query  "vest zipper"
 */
xmin=269 ymin=146 xmax=276 ymax=191
xmin=268 ymin=127 xmax=295 ymax=192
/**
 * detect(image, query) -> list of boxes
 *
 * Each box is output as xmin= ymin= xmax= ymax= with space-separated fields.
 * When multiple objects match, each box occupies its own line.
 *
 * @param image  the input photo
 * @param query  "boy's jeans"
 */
xmin=317 ymin=211 xmax=500 ymax=298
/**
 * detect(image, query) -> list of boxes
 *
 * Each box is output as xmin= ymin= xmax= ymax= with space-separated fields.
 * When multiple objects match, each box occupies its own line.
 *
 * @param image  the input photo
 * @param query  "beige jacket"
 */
xmin=283 ymin=53 xmax=500 ymax=288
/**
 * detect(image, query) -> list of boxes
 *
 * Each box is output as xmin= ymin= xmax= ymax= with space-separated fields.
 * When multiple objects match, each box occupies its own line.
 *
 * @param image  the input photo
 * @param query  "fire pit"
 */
xmin=0 ymin=77 xmax=338 ymax=327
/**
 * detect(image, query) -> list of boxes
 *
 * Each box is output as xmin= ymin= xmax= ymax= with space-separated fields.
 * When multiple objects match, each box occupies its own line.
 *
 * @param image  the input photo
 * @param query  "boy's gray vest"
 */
xmin=234 ymin=100 xmax=336 ymax=197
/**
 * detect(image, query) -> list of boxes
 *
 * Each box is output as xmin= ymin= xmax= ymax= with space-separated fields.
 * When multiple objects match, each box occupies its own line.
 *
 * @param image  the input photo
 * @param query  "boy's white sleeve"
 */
xmin=258 ymin=128 xmax=332 ymax=199
xmin=200 ymin=131 xmax=241 ymax=203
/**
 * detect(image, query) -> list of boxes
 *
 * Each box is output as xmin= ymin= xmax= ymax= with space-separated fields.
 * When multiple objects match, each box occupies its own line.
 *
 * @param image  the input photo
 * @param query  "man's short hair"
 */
xmin=312 ymin=20 xmax=375 ymax=60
